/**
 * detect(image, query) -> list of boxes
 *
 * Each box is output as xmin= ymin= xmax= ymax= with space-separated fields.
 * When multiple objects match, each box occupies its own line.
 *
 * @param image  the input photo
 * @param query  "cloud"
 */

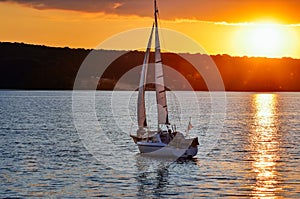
xmin=0 ymin=0 xmax=151 ymax=14
xmin=1 ymin=0 xmax=300 ymax=24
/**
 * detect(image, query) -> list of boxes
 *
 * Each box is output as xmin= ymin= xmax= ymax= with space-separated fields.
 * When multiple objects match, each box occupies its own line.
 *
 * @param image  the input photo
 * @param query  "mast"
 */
xmin=137 ymin=24 xmax=154 ymax=129
xmin=154 ymin=0 xmax=169 ymax=127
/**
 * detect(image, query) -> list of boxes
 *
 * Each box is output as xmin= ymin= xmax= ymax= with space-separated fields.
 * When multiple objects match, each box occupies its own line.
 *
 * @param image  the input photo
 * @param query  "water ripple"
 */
xmin=0 ymin=91 xmax=299 ymax=198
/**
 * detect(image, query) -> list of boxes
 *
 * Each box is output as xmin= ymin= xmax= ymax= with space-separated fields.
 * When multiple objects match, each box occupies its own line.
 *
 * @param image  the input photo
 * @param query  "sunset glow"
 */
xmin=246 ymin=24 xmax=286 ymax=57
xmin=1 ymin=1 xmax=300 ymax=58
xmin=234 ymin=23 xmax=298 ymax=58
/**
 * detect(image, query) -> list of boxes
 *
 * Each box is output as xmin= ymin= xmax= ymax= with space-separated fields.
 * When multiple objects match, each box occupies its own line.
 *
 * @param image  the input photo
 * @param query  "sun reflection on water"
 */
xmin=250 ymin=94 xmax=282 ymax=199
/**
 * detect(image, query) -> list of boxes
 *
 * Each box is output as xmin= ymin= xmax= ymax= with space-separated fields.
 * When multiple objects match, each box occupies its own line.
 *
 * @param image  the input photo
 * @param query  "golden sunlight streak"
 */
xmin=249 ymin=94 xmax=282 ymax=198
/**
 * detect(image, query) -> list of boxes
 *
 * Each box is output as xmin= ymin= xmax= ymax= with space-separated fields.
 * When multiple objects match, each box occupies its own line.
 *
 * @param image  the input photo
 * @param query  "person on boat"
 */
xmin=168 ymin=128 xmax=174 ymax=139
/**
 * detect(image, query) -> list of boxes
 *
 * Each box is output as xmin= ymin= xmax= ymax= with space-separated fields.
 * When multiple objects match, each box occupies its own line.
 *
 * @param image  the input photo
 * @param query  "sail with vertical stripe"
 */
xmin=154 ymin=0 xmax=169 ymax=126
xmin=137 ymin=24 xmax=154 ymax=128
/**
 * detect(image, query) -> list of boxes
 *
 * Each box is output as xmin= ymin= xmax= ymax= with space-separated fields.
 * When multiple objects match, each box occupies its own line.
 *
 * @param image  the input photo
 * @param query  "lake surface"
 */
xmin=0 ymin=91 xmax=299 ymax=198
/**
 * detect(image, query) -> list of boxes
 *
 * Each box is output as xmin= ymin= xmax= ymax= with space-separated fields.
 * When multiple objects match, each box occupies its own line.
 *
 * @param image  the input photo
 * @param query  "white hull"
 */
xmin=137 ymin=141 xmax=198 ymax=158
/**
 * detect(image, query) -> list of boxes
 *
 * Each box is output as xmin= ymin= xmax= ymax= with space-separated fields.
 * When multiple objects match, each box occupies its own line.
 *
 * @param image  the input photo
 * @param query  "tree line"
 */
xmin=0 ymin=42 xmax=299 ymax=91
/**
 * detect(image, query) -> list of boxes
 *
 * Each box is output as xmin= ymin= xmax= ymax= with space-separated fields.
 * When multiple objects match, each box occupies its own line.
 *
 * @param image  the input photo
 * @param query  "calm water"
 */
xmin=0 ymin=91 xmax=299 ymax=198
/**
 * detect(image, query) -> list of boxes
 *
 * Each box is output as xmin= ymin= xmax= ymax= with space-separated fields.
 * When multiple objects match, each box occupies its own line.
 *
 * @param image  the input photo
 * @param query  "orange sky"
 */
xmin=1 ymin=0 xmax=300 ymax=58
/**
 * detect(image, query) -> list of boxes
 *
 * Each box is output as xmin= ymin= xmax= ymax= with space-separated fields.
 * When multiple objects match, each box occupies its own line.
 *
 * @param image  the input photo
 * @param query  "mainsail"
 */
xmin=137 ymin=0 xmax=169 ymax=130
xmin=132 ymin=0 xmax=199 ymax=159
xmin=154 ymin=0 xmax=169 ymax=126
xmin=137 ymin=24 xmax=154 ymax=128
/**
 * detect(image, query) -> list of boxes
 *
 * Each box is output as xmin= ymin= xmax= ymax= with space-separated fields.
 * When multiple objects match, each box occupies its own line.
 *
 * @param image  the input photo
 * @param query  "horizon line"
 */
xmin=1 ymin=41 xmax=299 ymax=60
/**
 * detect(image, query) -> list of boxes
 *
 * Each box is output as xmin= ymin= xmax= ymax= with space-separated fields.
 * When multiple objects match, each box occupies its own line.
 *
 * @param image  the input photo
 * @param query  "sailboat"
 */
xmin=130 ymin=0 xmax=199 ymax=158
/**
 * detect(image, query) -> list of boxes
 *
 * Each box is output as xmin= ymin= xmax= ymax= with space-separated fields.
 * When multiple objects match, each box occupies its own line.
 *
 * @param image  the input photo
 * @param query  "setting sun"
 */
xmin=234 ymin=22 xmax=298 ymax=58
xmin=1 ymin=1 xmax=300 ymax=58
xmin=247 ymin=24 xmax=284 ymax=57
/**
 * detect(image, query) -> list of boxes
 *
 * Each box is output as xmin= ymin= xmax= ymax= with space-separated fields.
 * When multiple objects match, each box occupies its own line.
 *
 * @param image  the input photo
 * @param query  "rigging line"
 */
xmin=156 ymin=1 xmax=166 ymax=54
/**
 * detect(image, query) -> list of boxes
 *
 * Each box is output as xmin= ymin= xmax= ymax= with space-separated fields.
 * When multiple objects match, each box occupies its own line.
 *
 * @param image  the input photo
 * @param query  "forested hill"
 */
xmin=0 ymin=42 xmax=299 ymax=91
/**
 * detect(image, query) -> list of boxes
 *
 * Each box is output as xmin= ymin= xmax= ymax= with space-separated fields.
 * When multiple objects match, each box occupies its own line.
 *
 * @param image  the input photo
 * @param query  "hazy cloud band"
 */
xmin=1 ymin=0 xmax=300 ymax=23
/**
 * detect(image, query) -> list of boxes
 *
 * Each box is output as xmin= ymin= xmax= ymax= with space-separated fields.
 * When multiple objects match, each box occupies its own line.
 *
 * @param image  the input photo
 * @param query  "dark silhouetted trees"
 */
xmin=0 ymin=42 xmax=299 ymax=91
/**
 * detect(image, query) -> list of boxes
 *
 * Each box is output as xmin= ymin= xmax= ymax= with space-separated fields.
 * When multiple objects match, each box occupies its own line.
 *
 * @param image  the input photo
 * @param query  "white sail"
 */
xmin=137 ymin=24 xmax=154 ymax=128
xmin=131 ymin=0 xmax=199 ymax=159
xmin=154 ymin=0 xmax=169 ymax=126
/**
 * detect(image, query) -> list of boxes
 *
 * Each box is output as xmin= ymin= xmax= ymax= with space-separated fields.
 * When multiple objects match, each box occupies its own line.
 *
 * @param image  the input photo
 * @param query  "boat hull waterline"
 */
xmin=131 ymin=133 xmax=199 ymax=158
xmin=137 ymin=142 xmax=198 ymax=158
